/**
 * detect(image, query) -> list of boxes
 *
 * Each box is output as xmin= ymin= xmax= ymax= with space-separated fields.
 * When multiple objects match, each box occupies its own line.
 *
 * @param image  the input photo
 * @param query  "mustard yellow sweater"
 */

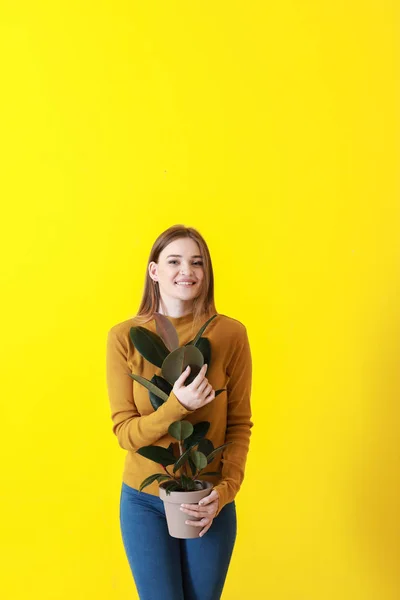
xmin=106 ymin=311 xmax=253 ymax=518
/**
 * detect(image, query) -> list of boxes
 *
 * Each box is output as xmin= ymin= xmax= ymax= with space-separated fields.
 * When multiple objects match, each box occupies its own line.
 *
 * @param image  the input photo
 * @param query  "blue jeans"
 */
xmin=119 ymin=481 xmax=237 ymax=600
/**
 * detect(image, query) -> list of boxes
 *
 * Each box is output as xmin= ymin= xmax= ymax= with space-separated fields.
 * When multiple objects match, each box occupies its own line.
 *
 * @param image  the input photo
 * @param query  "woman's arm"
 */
xmin=106 ymin=326 xmax=195 ymax=451
xmin=212 ymin=324 xmax=254 ymax=517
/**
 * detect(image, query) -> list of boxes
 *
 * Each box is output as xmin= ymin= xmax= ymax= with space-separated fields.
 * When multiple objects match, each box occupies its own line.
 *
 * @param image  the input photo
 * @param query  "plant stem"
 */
xmin=161 ymin=464 xmax=180 ymax=483
xmin=178 ymin=441 xmax=189 ymax=477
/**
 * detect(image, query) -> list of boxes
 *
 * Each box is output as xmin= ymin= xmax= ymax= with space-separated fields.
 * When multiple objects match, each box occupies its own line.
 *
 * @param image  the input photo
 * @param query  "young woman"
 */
xmin=106 ymin=224 xmax=253 ymax=600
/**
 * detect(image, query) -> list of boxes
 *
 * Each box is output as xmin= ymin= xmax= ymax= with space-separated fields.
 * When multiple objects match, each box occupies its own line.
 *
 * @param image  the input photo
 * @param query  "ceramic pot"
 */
xmin=159 ymin=480 xmax=214 ymax=539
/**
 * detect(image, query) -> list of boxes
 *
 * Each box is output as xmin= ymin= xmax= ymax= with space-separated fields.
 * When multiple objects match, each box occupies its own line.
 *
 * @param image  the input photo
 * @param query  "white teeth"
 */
xmin=175 ymin=282 xmax=195 ymax=286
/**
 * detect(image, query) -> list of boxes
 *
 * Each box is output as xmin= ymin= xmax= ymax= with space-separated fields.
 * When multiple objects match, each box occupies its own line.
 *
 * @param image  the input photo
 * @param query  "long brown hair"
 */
xmin=132 ymin=225 xmax=218 ymax=331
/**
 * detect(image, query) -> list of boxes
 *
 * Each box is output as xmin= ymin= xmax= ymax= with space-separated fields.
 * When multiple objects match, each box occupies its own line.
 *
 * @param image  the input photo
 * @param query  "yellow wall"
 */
xmin=1 ymin=1 xmax=398 ymax=598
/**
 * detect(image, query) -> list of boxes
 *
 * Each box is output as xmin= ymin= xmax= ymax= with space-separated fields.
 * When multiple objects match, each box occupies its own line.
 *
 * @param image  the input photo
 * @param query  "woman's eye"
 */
xmin=168 ymin=260 xmax=203 ymax=265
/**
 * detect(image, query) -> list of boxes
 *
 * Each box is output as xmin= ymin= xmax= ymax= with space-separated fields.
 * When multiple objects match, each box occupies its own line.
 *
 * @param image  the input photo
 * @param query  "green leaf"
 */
xmin=173 ymin=445 xmax=192 ymax=473
xmin=153 ymin=312 xmax=180 ymax=352
xmin=164 ymin=480 xmax=181 ymax=495
xmin=129 ymin=326 xmax=170 ymax=368
xmin=180 ymin=473 xmax=196 ymax=490
xmin=206 ymin=442 xmax=234 ymax=464
xmin=197 ymin=439 xmax=214 ymax=456
xmin=139 ymin=473 xmax=171 ymax=492
xmin=136 ymin=445 xmax=176 ymax=467
xmin=182 ymin=364 xmax=204 ymax=385
xmin=168 ymin=420 xmax=194 ymax=442
xmin=152 ymin=374 xmax=173 ymax=394
xmin=161 ymin=345 xmax=204 ymax=385
xmin=148 ymin=394 xmax=164 ymax=412
xmin=183 ymin=421 xmax=210 ymax=450
xmin=185 ymin=337 xmax=211 ymax=374
xmin=190 ymin=314 xmax=218 ymax=346
xmin=188 ymin=454 xmax=197 ymax=476
xmin=149 ymin=374 xmax=172 ymax=411
xmin=129 ymin=373 xmax=169 ymax=401
xmin=191 ymin=450 xmax=208 ymax=471
xmin=195 ymin=336 xmax=211 ymax=361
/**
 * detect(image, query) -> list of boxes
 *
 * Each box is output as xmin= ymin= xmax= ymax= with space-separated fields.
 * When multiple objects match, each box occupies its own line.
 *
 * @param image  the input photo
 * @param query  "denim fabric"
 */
xmin=119 ymin=481 xmax=237 ymax=600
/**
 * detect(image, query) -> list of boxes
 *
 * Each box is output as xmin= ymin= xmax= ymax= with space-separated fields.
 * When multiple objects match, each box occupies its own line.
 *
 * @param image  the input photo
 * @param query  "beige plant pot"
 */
xmin=159 ymin=480 xmax=214 ymax=539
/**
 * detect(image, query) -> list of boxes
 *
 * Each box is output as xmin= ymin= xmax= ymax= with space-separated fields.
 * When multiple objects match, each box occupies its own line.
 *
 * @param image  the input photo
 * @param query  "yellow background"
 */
xmin=1 ymin=1 xmax=399 ymax=598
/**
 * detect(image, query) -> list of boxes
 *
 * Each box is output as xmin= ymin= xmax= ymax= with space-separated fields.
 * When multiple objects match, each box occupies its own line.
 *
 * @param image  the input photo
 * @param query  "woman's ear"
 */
xmin=148 ymin=262 xmax=157 ymax=281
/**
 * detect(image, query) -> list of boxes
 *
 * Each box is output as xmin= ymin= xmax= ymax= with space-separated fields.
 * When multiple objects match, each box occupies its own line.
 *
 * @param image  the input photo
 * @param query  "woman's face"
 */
xmin=149 ymin=237 xmax=205 ymax=302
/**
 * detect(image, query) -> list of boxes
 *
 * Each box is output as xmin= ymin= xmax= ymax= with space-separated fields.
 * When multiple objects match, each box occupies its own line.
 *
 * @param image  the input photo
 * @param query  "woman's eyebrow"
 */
xmin=166 ymin=254 xmax=203 ymax=258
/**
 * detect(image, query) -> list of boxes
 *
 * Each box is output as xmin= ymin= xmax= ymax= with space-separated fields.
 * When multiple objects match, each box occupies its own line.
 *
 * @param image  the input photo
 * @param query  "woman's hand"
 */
xmin=173 ymin=364 xmax=216 ymax=411
xmin=180 ymin=489 xmax=220 ymax=537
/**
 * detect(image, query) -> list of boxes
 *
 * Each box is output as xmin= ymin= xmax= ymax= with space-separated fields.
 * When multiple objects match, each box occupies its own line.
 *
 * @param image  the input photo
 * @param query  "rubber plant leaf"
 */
xmin=128 ymin=373 xmax=168 ymax=402
xmin=185 ymin=337 xmax=211 ymax=366
xmin=164 ymin=480 xmax=181 ymax=495
xmin=197 ymin=438 xmax=214 ymax=457
xmin=206 ymin=442 xmax=234 ymax=464
xmin=168 ymin=420 xmax=194 ymax=442
xmin=180 ymin=473 xmax=196 ymax=490
xmin=153 ymin=312 xmax=180 ymax=352
xmin=139 ymin=473 xmax=171 ymax=492
xmin=191 ymin=450 xmax=208 ymax=471
xmin=188 ymin=314 xmax=218 ymax=347
xmin=129 ymin=326 xmax=170 ymax=368
xmin=161 ymin=345 xmax=204 ymax=385
xmin=188 ymin=454 xmax=197 ymax=476
xmin=172 ymin=444 xmax=193 ymax=474
xmin=183 ymin=421 xmax=210 ymax=450
xmin=136 ymin=445 xmax=176 ymax=467
xmin=148 ymin=374 xmax=173 ymax=411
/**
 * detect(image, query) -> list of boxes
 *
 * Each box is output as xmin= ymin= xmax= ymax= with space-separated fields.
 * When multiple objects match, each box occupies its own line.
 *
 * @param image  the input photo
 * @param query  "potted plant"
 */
xmin=127 ymin=312 xmax=231 ymax=538
xmin=136 ymin=419 xmax=232 ymax=538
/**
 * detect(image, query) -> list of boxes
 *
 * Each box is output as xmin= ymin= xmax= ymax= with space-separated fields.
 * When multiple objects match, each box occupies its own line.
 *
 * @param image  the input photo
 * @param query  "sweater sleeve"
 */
xmin=213 ymin=324 xmax=254 ymax=517
xmin=106 ymin=326 xmax=196 ymax=451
